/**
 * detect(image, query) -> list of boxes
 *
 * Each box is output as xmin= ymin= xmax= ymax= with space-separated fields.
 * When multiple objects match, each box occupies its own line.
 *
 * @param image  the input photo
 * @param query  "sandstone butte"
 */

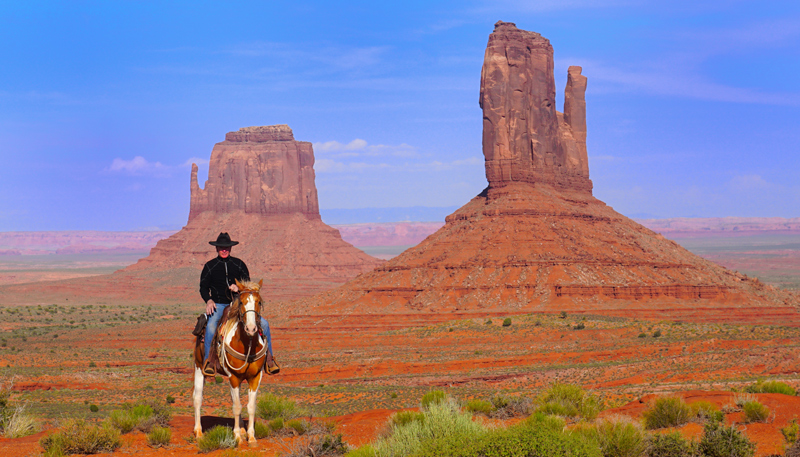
xmin=290 ymin=21 xmax=800 ymax=325
xmin=116 ymin=124 xmax=383 ymax=302
xmin=0 ymin=125 xmax=382 ymax=305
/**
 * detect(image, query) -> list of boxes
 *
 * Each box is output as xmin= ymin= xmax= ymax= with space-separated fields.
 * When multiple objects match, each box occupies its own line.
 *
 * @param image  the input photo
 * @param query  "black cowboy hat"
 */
xmin=209 ymin=232 xmax=239 ymax=247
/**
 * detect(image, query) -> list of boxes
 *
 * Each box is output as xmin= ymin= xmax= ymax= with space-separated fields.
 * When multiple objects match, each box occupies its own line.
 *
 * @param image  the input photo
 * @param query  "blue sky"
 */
xmin=1 ymin=1 xmax=798 ymax=230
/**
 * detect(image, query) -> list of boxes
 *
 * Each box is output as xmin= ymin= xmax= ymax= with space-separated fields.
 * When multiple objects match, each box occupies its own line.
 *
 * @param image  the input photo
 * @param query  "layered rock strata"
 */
xmin=292 ymin=23 xmax=798 ymax=323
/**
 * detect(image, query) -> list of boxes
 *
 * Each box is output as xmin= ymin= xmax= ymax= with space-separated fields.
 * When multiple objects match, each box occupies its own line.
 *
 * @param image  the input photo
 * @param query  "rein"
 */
xmin=223 ymin=289 xmax=267 ymax=365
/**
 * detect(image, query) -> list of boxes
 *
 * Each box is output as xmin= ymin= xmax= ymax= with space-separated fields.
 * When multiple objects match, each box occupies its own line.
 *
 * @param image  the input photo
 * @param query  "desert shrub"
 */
xmin=89 ymin=404 xmax=99 ymax=413
xmin=689 ymin=401 xmax=724 ymax=423
xmin=146 ymin=426 xmax=171 ymax=448
xmin=575 ymin=416 xmax=648 ymax=457
xmin=733 ymin=393 xmax=757 ymax=407
xmin=492 ymin=395 xmax=533 ymax=419
xmin=648 ymin=431 xmax=698 ymax=457
xmin=368 ymin=398 xmax=485 ymax=457
xmin=421 ymin=390 xmax=447 ymax=409
xmin=642 ymin=397 xmax=691 ymax=430
xmin=652 ymin=330 xmax=662 ymax=338
xmin=465 ymin=399 xmax=493 ymax=416
xmin=254 ymin=420 xmax=271 ymax=439
xmin=346 ymin=444 xmax=377 ymax=457
xmin=288 ymin=433 xmax=349 ymax=457
xmin=3 ymin=403 xmax=40 ymax=438
xmin=574 ymin=322 xmax=586 ymax=330
xmin=256 ymin=393 xmax=307 ymax=420
xmin=745 ymin=380 xmax=796 ymax=396
xmin=782 ymin=419 xmax=798 ymax=445
xmin=503 ymin=318 xmax=512 ymax=327
xmin=391 ymin=410 xmax=425 ymax=426
xmin=786 ymin=439 xmax=800 ymax=457
xmin=269 ymin=417 xmax=285 ymax=431
xmin=638 ymin=333 xmax=647 ymax=338
xmin=699 ymin=420 xmax=755 ymax=457
xmin=741 ymin=401 xmax=770 ymax=423
xmin=165 ymin=395 xmax=176 ymax=404
xmin=197 ymin=425 xmax=237 ymax=453
xmin=40 ymin=418 xmax=122 ymax=455
xmin=524 ymin=411 xmax=566 ymax=431
xmin=215 ymin=375 xmax=223 ymax=384
xmin=287 ymin=419 xmax=308 ymax=435
xmin=537 ymin=382 xmax=602 ymax=420
xmin=108 ymin=399 xmax=170 ymax=433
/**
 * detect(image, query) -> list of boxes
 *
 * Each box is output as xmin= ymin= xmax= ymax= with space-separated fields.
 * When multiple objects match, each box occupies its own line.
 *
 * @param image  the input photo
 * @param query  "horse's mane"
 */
xmin=239 ymin=280 xmax=261 ymax=292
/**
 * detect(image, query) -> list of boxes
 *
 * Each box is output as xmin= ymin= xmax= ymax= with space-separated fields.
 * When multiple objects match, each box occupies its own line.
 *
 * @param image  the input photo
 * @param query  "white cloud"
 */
xmin=315 ymin=156 xmax=482 ymax=174
xmin=107 ymin=156 xmax=166 ymax=175
xmin=314 ymin=139 xmax=419 ymax=158
xmin=728 ymin=174 xmax=774 ymax=191
xmin=181 ymin=157 xmax=210 ymax=168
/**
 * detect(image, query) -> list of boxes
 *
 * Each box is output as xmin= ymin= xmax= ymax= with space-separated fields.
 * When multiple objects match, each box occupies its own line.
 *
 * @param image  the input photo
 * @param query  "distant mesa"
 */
xmin=124 ymin=125 xmax=382 ymax=302
xmin=295 ymin=21 xmax=799 ymax=324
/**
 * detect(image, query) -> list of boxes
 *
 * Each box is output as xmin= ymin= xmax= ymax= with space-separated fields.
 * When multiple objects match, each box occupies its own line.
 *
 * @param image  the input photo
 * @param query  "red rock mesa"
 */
xmin=295 ymin=22 xmax=798 ymax=324
xmin=124 ymin=125 xmax=382 ymax=302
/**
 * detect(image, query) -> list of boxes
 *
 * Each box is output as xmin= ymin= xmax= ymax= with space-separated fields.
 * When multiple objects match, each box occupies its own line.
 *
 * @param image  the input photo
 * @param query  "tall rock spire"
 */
xmin=480 ymin=21 xmax=592 ymax=192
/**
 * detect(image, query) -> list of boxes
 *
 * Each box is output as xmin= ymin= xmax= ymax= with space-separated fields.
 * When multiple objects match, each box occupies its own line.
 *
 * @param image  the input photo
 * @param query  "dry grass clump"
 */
xmin=745 ymin=380 xmax=796 ymax=396
xmin=196 ymin=425 xmax=237 ymax=453
xmin=573 ymin=415 xmax=648 ymax=457
xmin=0 ymin=381 xmax=39 ymax=438
xmin=536 ymin=382 xmax=602 ymax=421
xmin=642 ymin=396 xmax=691 ymax=430
xmin=256 ymin=393 xmax=308 ymax=420
xmin=40 ymin=418 xmax=122 ymax=456
xmin=741 ymin=401 xmax=770 ymax=423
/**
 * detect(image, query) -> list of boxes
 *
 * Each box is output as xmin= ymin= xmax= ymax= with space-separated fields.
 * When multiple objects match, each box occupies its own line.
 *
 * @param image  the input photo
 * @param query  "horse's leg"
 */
xmin=229 ymin=379 xmax=243 ymax=444
xmin=246 ymin=371 xmax=263 ymax=443
xmin=192 ymin=366 xmax=204 ymax=438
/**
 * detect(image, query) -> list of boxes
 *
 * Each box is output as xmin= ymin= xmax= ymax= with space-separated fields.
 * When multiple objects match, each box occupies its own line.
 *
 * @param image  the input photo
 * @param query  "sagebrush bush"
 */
xmin=741 ymin=401 xmax=770 ymax=423
xmin=197 ymin=425 xmax=237 ymax=453
xmin=465 ymin=399 xmax=494 ymax=416
xmin=256 ymin=393 xmax=307 ymax=420
xmin=537 ymin=382 xmax=601 ymax=420
xmin=782 ymin=419 xmax=798 ymax=445
xmin=689 ymin=401 xmax=724 ymax=423
xmin=647 ymin=431 xmax=698 ymax=457
xmin=699 ymin=420 xmax=755 ymax=457
xmin=3 ymin=403 xmax=40 ymax=438
xmin=525 ymin=411 xmax=566 ymax=432
xmin=575 ymin=416 xmax=647 ymax=457
xmin=40 ymin=418 xmax=122 ymax=455
xmin=269 ymin=417 xmax=285 ymax=431
xmin=490 ymin=394 xmax=533 ymax=419
xmin=503 ymin=318 xmax=512 ymax=327
xmin=107 ymin=400 xmax=171 ymax=433
xmin=745 ymin=380 xmax=796 ymax=396
xmin=146 ymin=426 xmax=171 ymax=448
xmin=287 ymin=419 xmax=308 ymax=435
xmin=420 ymin=390 xmax=447 ymax=409
xmin=254 ymin=420 xmax=271 ymax=439
xmin=390 ymin=410 xmax=425 ymax=426
xmin=733 ymin=393 xmax=757 ymax=407
xmin=642 ymin=397 xmax=691 ymax=430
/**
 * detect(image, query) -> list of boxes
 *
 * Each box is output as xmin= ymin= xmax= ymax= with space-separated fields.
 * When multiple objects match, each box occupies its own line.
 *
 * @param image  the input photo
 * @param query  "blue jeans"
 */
xmin=204 ymin=303 xmax=273 ymax=361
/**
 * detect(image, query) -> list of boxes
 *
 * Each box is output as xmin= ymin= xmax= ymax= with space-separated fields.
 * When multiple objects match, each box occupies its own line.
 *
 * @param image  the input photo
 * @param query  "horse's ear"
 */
xmin=258 ymin=279 xmax=263 ymax=288
xmin=235 ymin=279 xmax=244 ymax=289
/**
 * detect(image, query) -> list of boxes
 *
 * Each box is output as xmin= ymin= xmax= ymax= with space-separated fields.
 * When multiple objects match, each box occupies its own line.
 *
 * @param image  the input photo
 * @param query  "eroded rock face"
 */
xmin=480 ymin=21 xmax=592 ymax=192
xmin=189 ymin=125 xmax=319 ymax=220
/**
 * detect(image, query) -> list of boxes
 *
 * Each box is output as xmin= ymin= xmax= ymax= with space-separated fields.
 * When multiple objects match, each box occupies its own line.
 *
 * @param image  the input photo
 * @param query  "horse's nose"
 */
xmin=245 ymin=323 xmax=258 ymax=336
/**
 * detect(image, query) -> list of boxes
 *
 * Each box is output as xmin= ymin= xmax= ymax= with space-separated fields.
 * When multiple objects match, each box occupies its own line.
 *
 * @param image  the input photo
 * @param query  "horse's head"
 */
xmin=235 ymin=279 xmax=263 ymax=337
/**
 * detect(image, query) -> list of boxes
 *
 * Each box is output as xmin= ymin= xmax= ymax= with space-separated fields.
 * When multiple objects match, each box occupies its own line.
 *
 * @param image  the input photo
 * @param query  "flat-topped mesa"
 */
xmin=189 ymin=125 xmax=320 ymax=220
xmin=480 ymin=21 xmax=592 ymax=193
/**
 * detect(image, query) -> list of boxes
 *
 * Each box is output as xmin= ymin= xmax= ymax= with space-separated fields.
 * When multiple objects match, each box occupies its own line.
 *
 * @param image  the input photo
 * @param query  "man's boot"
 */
xmin=192 ymin=314 xmax=207 ymax=337
xmin=265 ymin=350 xmax=280 ymax=375
xmin=202 ymin=358 xmax=216 ymax=377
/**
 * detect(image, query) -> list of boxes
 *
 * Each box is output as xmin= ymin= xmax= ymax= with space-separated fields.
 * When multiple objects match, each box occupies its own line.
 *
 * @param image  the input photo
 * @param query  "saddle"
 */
xmin=197 ymin=306 xmax=277 ymax=376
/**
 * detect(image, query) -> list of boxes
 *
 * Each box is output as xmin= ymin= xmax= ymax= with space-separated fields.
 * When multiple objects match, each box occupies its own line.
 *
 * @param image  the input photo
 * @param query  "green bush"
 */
xmin=781 ymin=419 xmax=798 ymax=445
xmin=465 ymin=399 xmax=494 ymax=416
xmin=253 ymin=420 xmax=271 ymax=439
xmin=689 ymin=401 xmax=724 ymax=423
xmin=536 ymin=382 xmax=602 ymax=420
xmin=268 ymin=417 xmax=284 ymax=431
xmin=368 ymin=398 xmax=485 ymax=457
xmin=40 ymin=419 xmax=122 ymax=455
xmin=503 ymin=318 xmax=512 ymax=327
xmin=638 ymin=333 xmax=647 ymax=338
xmin=306 ymin=433 xmax=349 ymax=456
xmin=107 ymin=400 xmax=171 ymax=433
xmin=642 ymin=397 xmax=691 ymax=430
xmin=699 ymin=420 xmax=755 ymax=457
xmin=745 ymin=380 xmax=796 ymax=396
xmin=256 ymin=393 xmax=306 ymax=420
xmin=287 ymin=419 xmax=308 ymax=435
xmin=146 ymin=426 xmax=171 ymax=448
xmin=165 ymin=395 xmax=176 ymax=404
xmin=575 ymin=417 xmax=647 ymax=457
xmin=391 ymin=410 xmax=425 ymax=426
xmin=524 ymin=411 xmax=566 ymax=432
xmin=420 ymin=390 xmax=447 ymax=409
xmin=653 ymin=330 xmax=662 ymax=338
xmin=89 ymin=404 xmax=99 ymax=413
xmin=197 ymin=425 xmax=237 ymax=453
xmin=648 ymin=431 xmax=698 ymax=457
xmin=741 ymin=401 xmax=770 ymax=423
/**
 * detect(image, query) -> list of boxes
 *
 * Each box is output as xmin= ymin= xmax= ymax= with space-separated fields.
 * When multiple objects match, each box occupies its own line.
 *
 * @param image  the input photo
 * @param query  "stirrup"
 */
xmin=202 ymin=359 xmax=216 ymax=377
xmin=265 ymin=354 xmax=280 ymax=375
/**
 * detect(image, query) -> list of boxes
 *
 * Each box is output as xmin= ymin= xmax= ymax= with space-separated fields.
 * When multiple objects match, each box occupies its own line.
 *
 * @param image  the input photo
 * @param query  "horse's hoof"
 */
xmin=194 ymin=429 xmax=203 ymax=439
xmin=248 ymin=436 xmax=257 ymax=445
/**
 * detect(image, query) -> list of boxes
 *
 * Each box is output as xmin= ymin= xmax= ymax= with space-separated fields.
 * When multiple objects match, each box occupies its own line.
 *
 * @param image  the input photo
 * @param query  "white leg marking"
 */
xmin=230 ymin=385 xmax=242 ymax=444
xmin=193 ymin=366 xmax=205 ymax=438
xmin=247 ymin=374 xmax=262 ymax=443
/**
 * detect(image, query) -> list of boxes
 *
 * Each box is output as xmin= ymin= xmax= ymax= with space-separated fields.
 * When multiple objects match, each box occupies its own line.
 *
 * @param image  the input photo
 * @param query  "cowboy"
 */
xmin=199 ymin=232 xmax=279 ymax=376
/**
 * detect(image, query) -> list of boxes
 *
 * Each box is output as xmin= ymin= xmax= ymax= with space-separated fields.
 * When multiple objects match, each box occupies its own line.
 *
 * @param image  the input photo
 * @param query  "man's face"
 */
xmin=216 ymin=246 xmax=231 ymax=259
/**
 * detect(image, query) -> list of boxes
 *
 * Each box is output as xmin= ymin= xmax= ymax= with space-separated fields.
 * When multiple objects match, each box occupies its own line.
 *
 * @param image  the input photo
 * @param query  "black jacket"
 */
xmin=199 ymin=256 xmax=250 ymax=304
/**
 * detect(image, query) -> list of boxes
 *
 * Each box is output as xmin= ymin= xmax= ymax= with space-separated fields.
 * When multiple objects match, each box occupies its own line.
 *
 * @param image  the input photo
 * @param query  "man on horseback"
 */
xmin=198 ymin=232 xmax=279 ymax=377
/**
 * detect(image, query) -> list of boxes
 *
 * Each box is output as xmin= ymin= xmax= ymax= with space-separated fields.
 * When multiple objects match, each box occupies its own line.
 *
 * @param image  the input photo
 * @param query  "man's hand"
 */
xmin=229 ymin=284 xmax=239 ymax=293
xmin=206 ymin=299 xmax=216 ymax=315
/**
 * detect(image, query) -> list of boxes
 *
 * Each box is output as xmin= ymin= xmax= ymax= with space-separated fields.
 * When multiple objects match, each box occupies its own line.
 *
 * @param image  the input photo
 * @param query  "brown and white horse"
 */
xmin=193 ymin=279 xmax=267 ymax=444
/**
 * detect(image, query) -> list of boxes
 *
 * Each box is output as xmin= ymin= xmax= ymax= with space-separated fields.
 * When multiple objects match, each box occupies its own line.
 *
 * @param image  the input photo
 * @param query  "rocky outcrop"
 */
xmin=291 ymin=23 xmax=799 ymax=323
xmin=189 ymin=125 xmax=319 ymax=220
xmin=480 ymin=21 xmax=592 ymax=192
